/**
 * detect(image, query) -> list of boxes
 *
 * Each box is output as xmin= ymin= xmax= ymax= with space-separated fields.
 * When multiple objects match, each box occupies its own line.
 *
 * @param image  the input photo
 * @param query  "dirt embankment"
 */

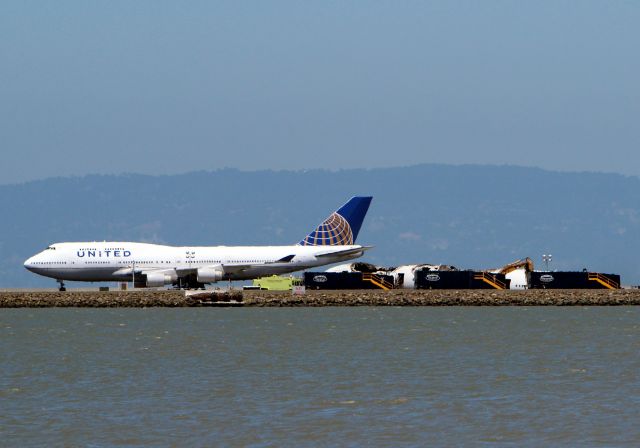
xmin=1 ymin=289 xmax=640 ymax=307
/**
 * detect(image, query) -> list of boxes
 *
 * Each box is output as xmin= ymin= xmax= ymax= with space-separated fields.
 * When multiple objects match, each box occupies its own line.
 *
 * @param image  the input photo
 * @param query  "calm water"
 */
xmin=2 ymin=307 xmax=640 ymax=447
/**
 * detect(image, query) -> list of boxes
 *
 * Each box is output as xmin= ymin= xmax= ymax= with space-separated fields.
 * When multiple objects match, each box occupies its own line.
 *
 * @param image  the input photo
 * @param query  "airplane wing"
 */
xmin=114 ymin=266 xmax=176 ymax=275
xmin=219 ymin=264 xmax=253 ymax=274
xmin=314 ymin=246 xmax=373 ymax=258
xmin=219 ymin=254 xmax=297 ymax=273
xmin=113 ymin=267 xmax=179 ymax=281
xmin=174 ymin=263 xmax=262 ymax=276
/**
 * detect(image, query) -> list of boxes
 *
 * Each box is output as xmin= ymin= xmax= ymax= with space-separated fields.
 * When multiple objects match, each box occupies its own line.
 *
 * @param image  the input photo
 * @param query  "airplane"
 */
xmin=24 ymin=196 xmax=373 ymax=291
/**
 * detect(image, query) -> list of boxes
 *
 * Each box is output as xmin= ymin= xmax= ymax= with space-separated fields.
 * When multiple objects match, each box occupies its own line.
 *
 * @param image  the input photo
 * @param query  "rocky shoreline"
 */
xmin=1 ymin=289 xmax=640 ymax=307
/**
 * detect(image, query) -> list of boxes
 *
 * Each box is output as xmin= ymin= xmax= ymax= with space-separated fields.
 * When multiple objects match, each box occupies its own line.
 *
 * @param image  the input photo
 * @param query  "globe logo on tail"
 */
xmin=300 ymin=212 xmax=354 ymax=246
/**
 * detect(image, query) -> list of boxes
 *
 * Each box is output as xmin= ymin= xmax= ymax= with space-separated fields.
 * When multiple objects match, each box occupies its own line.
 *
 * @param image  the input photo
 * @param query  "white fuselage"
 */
xmin=24 ymin=242 xmax=367 ymax=284
xmin=504 ymin=268 xmax=529 ymax=290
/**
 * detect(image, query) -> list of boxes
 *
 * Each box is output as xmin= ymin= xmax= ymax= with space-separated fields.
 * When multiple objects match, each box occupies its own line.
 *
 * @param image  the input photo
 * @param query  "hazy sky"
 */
xmin=1 ymin=1 xmax=639 ymax=184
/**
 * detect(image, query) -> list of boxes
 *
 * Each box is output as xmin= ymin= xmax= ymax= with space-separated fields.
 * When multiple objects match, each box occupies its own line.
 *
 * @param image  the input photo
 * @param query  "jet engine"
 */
xmin=197 ymin=266 xmax=225 ymax=283
xmin=145 ymin=272 xmax=174 ymax=287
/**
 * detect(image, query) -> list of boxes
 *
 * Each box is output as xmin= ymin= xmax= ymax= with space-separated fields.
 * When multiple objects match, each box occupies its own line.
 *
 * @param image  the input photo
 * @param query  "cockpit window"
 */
xmin=46 ymin=246 xmax=56 ymax=250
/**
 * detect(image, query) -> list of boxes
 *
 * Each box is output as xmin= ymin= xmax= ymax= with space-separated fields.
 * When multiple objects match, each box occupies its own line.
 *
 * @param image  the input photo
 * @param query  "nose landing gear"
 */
xmin=57 ymin=280 xmax=66 ymax=292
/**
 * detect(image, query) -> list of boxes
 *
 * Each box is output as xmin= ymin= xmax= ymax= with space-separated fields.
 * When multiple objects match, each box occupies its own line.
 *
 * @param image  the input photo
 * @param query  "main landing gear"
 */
xmin=171 ymin=275 xmax=206 ymax=290
xmin=57 ymin=280 xmax=66 ymax=292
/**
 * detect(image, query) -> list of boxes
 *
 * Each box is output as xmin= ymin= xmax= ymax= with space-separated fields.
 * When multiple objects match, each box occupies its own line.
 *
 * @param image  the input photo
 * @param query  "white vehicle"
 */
xmin=24 ymin=197 xmax=373 ymax=290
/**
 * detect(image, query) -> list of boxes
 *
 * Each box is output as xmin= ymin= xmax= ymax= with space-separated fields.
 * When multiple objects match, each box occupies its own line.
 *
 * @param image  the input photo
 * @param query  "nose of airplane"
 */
xmin=24 ymin=256 xmax=35 ymax=271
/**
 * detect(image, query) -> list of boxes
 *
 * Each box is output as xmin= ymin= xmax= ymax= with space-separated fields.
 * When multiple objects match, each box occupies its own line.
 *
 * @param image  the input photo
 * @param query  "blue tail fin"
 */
xmin=298 ymin=196 xmax=373 ymax=246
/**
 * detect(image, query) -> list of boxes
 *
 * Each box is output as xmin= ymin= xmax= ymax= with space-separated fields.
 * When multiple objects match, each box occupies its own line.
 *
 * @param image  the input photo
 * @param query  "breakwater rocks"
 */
xmin=1 ymin=289 xmax=640 ymax=307
xmin=245 ymin=289 xmax=640 ymax=306
xmin=0 ymin=291 xmax=188 ymax=308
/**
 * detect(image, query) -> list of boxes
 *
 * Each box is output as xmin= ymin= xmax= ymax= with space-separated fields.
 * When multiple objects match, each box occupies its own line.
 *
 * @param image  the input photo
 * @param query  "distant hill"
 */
xmin=2 ymin=164 xmax=639 ymax=287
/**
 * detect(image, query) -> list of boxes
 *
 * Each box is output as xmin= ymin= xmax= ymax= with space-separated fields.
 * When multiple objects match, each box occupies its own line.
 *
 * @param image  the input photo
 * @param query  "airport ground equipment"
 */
xmin=415 ymin=270 xmax=511 ymax=290
xmin=247 ymin=275 xmax=302 ymax=291
xmin=304 ymin=271 xmax=395 ymax=290
xmin=530 ymin=271 xmax=620 ymax=289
